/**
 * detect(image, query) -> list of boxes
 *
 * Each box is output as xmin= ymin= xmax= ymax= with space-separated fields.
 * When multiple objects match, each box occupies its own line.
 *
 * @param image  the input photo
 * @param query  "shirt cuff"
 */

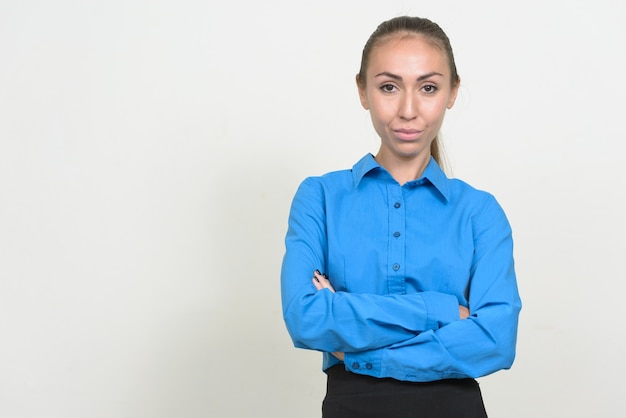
xmin=420 ymin=291 xmax=460 ymax=329
xmin=343 ymin=350 xmax=383 ymax=378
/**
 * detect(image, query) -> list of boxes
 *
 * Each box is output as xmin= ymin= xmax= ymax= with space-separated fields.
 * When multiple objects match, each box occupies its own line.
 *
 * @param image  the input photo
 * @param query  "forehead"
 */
xmin=367 ymin=34 xmax=449 ymax=75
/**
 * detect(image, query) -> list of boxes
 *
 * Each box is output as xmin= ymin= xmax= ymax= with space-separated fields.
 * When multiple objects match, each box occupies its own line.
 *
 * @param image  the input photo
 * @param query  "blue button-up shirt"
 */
xmin=281 ymin=154 xmax=521 ymax=382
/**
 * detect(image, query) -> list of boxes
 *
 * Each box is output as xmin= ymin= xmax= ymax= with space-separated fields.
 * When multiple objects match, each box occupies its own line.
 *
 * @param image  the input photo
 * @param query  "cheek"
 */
xmin=369 ymin=99 xmax=396 ymax=121
xmin=422 ymin=100 xmax=449 ymax=123
xmin=367 ymin=105 xmax=384 ymax=125
xmin=369 ymin=112 xmax=387 ymax=134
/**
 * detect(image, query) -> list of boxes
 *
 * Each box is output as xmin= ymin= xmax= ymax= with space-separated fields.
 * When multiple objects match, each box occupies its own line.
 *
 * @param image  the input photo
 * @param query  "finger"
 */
xmin=314 ymin=271 xmax=330 ymax=286
xmin=312 ymin=277 xmax=323 ymax=290
xmin=314 ymin=271 xmax=336 ymax=293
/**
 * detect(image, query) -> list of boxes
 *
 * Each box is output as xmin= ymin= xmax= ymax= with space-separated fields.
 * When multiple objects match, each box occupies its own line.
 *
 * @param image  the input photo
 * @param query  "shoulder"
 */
xmin=297 ymin=168 xmax=355 ymax=194
xmin=289 ymin=168 xmax=354 ymax=213
xmin=298 ymin=154 xmax=384 ymax=192
xmin=447 ymin=178 xmax=509 ymax=225
xmin=451 ymin=179 xmax=513 ymax=238
xmin=447 ymin=178 xmax=499 ymax=206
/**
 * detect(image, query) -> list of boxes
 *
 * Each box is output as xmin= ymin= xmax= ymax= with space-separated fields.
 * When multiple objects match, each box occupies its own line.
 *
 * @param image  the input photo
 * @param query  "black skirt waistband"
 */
xmin=322 ymin=365 xmax=488 ymax=418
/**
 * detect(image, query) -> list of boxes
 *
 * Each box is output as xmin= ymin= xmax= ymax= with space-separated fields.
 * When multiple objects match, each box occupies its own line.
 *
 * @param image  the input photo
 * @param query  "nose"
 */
xmin=399 ymin=92 xmax=418 ymax=120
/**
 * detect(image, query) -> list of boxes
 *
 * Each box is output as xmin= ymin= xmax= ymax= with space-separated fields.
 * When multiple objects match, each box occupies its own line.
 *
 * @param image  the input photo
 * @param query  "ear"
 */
xmin=447 ymin=77 xmax=460 ymax=109
xmin=356 ymin=74 xmax=369 ymax=110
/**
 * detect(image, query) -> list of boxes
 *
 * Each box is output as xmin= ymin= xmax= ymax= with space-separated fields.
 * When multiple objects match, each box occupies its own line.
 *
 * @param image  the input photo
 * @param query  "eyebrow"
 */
xmin=374 ymin=71 xmax=444 ymax=82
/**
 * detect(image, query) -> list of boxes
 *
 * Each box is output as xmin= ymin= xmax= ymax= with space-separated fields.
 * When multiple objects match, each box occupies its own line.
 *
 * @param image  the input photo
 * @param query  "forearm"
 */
xmin=343 ymin=300 xmax=521 ymax=381
xmin=282 ymin=282 xmax=459 ymax=353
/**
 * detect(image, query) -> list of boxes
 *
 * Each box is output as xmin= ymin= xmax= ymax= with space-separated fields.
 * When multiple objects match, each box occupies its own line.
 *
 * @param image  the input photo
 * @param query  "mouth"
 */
xmin=394 ymin=129 xmax=423 ymax=141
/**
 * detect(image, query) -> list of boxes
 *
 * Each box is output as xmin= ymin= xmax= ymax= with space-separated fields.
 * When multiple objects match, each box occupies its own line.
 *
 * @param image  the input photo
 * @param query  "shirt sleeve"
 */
xmin=281 ymin=177 xmax=460 ymax=353
xmin=342 ymin=194 xmax=522 ymax=381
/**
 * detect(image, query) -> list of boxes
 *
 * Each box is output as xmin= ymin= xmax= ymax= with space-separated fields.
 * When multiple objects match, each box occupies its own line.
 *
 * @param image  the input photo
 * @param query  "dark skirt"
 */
xmin=322 ymin=365 xmax=488 ymax=418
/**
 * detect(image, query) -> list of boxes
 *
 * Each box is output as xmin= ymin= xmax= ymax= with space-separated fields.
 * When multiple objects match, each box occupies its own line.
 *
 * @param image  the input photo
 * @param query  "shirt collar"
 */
xmin=352 ymin=154 xmax=451 ymax=202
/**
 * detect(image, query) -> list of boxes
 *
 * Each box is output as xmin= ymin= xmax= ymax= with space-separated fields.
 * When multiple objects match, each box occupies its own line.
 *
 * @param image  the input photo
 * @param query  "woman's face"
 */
xmin=358 ymin=35 xmax=459 ymax=163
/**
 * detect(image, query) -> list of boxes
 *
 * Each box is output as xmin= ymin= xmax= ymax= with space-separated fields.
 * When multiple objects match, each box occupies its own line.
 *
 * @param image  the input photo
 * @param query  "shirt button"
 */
xmin=392 ymin=263 xmax=400 ymax=271
xmin=394 ymin=202 xmax=401 ymax=208
xmin=393 ymin=231 xmax=401 ymax=238
xmin=366 ymin=363 xmax=373 ymax=370
xmin=352 ymin=362 xmax=360 ymax=370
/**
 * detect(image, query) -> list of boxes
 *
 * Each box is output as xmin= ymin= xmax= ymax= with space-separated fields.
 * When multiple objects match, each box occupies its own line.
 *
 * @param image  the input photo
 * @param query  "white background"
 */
xmin=1 ymin=0 xmax=625 ymax=417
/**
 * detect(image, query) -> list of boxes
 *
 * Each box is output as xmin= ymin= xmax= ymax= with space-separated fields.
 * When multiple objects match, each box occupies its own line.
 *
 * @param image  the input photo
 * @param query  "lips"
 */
xmin=394 ymin=128 xmax=422 ymax=141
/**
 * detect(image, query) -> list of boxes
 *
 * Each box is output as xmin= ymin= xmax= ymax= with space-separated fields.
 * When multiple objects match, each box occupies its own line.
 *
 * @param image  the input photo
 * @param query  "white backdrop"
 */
xmin=1 ymin=1 xmax=625 ymax=417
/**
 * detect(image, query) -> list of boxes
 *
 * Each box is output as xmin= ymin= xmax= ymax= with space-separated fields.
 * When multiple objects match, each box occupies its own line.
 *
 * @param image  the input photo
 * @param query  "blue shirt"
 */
xmin=281 ymin=154 xmax=521 ymax=382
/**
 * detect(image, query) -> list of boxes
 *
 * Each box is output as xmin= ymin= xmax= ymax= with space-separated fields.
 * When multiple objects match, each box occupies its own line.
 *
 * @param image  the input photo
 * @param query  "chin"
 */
xmin=395 ymin=146 xmax=429 ymax=159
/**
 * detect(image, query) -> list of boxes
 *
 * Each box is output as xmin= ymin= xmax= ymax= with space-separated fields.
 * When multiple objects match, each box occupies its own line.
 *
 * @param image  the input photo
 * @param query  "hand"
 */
xmin=312 ymin=270 xmax=336 ymax=293
xmin=332 ymin=352 xmax=345 ymax=361
xmin=459 ymin=305 xmax=469 ymax=319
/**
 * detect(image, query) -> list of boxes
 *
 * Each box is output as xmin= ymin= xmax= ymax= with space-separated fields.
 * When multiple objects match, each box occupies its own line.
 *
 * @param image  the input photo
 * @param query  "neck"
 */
xmin=374 ymin=150 xmax=431 ymax=186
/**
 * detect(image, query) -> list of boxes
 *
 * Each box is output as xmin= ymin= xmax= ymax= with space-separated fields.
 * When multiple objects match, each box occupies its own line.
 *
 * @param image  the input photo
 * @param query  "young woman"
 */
xmin=281 ymin=16 xmax=521 ymax=417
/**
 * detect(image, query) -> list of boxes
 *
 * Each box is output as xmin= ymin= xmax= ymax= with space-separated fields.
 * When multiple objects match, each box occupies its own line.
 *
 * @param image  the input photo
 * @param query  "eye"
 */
xmin=421 ymin=84 xmax=439 ymax=94
xmin=379 ymin=84 xmax=398 ymax=93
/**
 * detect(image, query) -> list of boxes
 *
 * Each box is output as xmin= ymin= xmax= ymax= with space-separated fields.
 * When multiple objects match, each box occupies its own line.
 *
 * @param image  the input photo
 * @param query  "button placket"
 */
xmin=387 ymin=184 xmax=406 ymax=294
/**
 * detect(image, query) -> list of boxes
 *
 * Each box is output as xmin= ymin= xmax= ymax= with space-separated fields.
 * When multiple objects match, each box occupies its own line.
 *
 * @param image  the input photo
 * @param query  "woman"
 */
xmin=281 ymin=16 xmax=521 ymax=417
